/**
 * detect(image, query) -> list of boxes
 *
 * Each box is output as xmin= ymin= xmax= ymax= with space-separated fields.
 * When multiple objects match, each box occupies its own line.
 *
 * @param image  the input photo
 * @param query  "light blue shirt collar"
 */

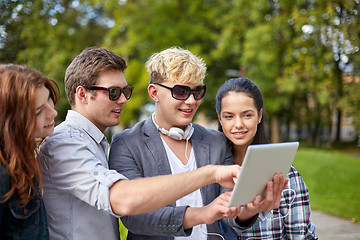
xmin=65 ymin=110 xmax=107 ymax=146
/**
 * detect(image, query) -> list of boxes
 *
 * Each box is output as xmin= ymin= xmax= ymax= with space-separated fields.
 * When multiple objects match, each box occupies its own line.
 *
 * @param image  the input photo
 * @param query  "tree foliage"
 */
xmin=1 ymin=0 xmax=109 ymax=120
xmin=1 ymin=0 xmax=359 ymax=145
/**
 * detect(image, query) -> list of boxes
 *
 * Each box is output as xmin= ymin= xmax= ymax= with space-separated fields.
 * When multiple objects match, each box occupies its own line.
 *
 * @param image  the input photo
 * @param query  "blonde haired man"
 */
xmin=109 ymin=47 xmax=285 ymax=239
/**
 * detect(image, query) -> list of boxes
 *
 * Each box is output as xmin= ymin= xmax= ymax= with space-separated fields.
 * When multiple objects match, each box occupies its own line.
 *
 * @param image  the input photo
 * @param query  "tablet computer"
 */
xmin=228 ymin=142 xmax=299 ymax=207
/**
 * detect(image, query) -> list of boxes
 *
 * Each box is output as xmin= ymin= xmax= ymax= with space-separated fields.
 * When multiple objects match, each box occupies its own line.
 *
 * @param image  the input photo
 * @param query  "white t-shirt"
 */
xmin=161 ymin=138 xmax=207 ymax=240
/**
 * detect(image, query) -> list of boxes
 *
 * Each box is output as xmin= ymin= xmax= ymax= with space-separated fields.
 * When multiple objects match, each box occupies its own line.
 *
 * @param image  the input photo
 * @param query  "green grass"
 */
xmin=293 ymin=147 xmax=360 ymax=223
xmin=119 ymin=219 xmax=128 ymax=240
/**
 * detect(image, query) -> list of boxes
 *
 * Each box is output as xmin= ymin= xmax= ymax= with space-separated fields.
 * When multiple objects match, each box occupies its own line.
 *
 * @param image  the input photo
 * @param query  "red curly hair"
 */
xmin=0 ymin=64 xmax=59 ymax=205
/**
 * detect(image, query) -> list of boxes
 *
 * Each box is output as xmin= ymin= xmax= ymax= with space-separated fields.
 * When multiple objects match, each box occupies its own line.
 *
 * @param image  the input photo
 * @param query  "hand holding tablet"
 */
xmin=228 ymin=142 xmax=299 ymax=207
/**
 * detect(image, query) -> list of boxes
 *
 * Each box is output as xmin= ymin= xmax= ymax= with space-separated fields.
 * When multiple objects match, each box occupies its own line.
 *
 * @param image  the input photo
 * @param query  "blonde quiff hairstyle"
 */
xmin=146 ymin=47 xmax=206 ymax=85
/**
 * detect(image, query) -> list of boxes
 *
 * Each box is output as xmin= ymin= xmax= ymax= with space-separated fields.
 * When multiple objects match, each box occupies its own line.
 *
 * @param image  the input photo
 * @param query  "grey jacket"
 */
xmin=109 ymin=116 xmax=233 ymax=240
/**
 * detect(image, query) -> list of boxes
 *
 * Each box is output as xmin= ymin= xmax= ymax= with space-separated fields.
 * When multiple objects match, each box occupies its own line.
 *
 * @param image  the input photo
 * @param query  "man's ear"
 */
xmin=75 ymin=86 xmax=89 ymax=104
xmin=148 ymin=84 xmax=159 ymax=102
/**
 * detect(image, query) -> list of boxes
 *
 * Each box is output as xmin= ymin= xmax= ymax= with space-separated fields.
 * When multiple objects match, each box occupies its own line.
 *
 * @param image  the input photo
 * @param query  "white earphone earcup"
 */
xmin=168 ymin=127 xmax=185 ymax=140
xmin=152 ymin=113 xmax=194 ymax=140
xmin=161 ymin=126 xmax=193 ymax=140
xmin=158 ymin=127 xmax=169 ymax=136
xmin=184 ymin=125 xmax=194 ymax=140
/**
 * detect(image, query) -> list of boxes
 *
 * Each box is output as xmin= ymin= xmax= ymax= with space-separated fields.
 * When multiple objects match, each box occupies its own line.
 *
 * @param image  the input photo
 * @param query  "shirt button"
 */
xmin=93 ymin=171 xmax=98 ymax=175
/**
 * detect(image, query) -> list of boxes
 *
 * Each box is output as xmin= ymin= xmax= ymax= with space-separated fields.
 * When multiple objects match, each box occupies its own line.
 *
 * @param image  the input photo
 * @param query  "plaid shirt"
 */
xmin=235 ymin=166 xmax=318 ymax=240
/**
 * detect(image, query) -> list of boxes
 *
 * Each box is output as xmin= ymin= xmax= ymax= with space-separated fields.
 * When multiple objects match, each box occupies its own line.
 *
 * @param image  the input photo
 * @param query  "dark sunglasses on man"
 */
xmin=85 ymin=85 xmax=134 ymax=101
xmin=154 ymin=83 xmax=206 ymax=100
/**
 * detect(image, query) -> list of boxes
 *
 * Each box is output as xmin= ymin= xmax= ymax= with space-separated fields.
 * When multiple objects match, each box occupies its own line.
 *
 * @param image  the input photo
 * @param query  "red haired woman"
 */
xmin=0 ymin=64 xmax=59 ymax=239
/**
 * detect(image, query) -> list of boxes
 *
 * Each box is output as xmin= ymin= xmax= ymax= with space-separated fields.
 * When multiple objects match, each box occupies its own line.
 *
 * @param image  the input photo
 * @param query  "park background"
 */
xmin=1 ymin=0 xmax=359 ymax=237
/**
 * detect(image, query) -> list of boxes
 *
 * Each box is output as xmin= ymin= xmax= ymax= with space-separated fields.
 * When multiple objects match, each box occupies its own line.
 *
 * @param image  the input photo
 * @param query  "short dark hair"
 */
xmin=65 ymin=47 xmax=127 ymax=107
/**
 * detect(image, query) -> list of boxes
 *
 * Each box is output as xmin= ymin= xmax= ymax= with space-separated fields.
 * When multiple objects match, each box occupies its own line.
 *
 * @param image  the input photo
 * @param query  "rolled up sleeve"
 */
xmin=40 ymin=131 xmax=127 ymax=217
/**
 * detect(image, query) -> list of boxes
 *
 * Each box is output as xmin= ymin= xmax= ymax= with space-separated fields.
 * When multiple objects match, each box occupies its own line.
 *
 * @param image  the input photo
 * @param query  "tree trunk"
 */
xmin=271 ymin=115 xmax=280 ymax=143
xmin=327 ymin=106 xmax=334 ymax=149
xmin=335 ymin=109 xmax=342 ymax=143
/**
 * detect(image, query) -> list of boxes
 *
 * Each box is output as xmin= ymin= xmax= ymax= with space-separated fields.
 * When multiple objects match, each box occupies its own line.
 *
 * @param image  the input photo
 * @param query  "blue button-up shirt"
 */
xmin=39 ymin=110 xmax=127 ymax=240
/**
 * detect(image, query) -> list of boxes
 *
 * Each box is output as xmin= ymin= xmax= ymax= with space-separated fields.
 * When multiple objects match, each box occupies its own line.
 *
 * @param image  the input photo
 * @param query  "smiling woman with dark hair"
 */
xmin=216 ymin=78 xmax=318 ymax=239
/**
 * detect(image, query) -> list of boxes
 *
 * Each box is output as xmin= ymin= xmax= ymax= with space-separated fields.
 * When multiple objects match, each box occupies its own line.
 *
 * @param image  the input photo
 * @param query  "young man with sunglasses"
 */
xmin=109 ymin=47 xmax=286 ymax=240
xmin=39 ymin=47 xmax=243 ymax=240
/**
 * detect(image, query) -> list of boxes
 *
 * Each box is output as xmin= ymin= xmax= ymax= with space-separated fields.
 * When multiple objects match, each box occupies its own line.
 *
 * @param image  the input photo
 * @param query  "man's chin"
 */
xmin=109 ymin=119 xmax=121 ymax=128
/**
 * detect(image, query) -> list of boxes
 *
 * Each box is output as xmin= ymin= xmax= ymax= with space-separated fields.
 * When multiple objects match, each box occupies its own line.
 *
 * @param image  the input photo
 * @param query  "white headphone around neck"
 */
xmin=151 ymin=113 xmax=194 ymax=141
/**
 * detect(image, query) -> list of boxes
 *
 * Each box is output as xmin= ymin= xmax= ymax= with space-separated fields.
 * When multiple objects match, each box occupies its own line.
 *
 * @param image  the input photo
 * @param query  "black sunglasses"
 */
xmin=154 ymin=83 xmax=206 ymax=100
xmin=86 ymin=85 xmax=134 ymax=101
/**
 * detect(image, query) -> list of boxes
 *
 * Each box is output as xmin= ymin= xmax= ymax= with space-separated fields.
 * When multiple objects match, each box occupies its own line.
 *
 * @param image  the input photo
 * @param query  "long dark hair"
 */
xmin=216 ymin=78 xmax=269 ymax=147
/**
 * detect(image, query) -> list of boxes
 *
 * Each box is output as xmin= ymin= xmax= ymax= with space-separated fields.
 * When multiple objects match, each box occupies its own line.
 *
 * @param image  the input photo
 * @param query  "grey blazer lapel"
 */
xmin=191 ymin=128 xmax=212 ymax=204
xmin=143 ymin=117 xmax=172 ymax=175
xmin=192 ymin=129 xmax=210 ymax=169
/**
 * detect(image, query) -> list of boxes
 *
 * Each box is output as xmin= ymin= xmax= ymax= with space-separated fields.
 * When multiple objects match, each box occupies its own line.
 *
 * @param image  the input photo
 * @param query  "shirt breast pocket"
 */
xmin=8 ymin=198 xmax=40 ymax=233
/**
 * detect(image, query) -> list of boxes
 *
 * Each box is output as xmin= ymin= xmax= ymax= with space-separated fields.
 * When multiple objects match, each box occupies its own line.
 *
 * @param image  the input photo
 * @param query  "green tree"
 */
xmin=215 ymin=0 xmax=359 ymax=146
xmin=1 ymin=0 xmax=359 ymax=146
xmin=101 ymin=0 xmax=228 ymax=124
xmin=0 ymin=0 xmax=109 ymax=121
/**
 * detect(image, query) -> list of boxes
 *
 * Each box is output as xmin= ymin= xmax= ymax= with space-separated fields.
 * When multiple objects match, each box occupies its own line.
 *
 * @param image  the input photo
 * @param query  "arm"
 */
xmin=284 ymin=167 xmax=318 ymax=239
xmin=118 ymin=191 xmax=240 ymax=236
xmin=41 ymin=123 xmax=238 ymax=220
xmin=39 ymin=133 xmax=126 ymax=216
xmin=109 ymin=164 xmax=239 ymax=216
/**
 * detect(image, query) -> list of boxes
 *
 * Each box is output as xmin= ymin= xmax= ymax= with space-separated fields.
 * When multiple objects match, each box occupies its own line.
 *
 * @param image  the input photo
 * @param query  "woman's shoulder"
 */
xmin=0 ymin=164 xmax=7 ymax=174
xmin=288 ymin=165 xmax=300 ymax=176
xmin=0 ymin=164 xmax=9 ymax=181
xmin=0 ymin=164 xmax=11 ymax=198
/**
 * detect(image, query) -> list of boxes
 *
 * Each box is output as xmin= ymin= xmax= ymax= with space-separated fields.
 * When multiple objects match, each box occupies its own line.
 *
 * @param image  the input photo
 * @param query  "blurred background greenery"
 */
xmin=1 ymin=0 xmax=359 ymax=148
xmin=1 ymin=0 xmax=359 ymax=225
